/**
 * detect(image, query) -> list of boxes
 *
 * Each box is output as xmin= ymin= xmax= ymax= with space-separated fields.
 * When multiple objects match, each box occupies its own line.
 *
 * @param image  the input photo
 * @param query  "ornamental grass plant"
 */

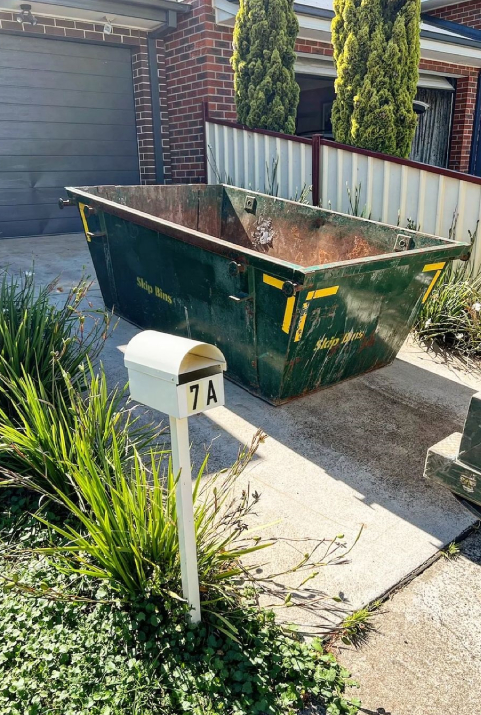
xmin=0 ymin=271 xmax=109 ymax=419
xmin=0 ymin=363 xmax=158 ymax=498
xmin=2 ymin=427 xmax=270 ymax=634
xmin=0 ymin=491 xmax=359 ymax=715
xmin=415 ymin=261 xmax=481 ymax=357
xmin=0 ymin=271 xmax=361 ymax=714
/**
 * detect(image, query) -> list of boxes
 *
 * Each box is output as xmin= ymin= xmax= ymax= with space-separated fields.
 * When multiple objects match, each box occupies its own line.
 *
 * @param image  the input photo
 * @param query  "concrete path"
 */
xmin=338 ymin=529 xmax=481 ymax=715
xmin=2 ymin=233 xmax=480 ymax=632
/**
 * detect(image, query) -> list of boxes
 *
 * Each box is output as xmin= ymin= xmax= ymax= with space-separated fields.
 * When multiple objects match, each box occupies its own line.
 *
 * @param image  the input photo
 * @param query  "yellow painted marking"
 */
xmin=263 ymin=273 xmax=296 ymax=334
xmin=294 ymin=285 xmax=340 ymax=342
xmin=423 ymin=262 xmax=446 ymax=273
xmin=78 ymin=202 xmax=91 ymax=242
xmin=294 ymin=303 xmax=309 ymax=342
xmin=312 ymin=286 xmax=339 ymax=300
xmin=282 ymin=296 xmax=295 ymax=333
xmin=263 ymin=274 xmax=284 ymax=289
xmin=307 ymin=286 xmax=339 ymax=301
xmin=263 ymin=274 xmax=339 ymax=339
xmin=422 ymin=270 xmax=443 ymax=304
xmin=422 ymin=262 xmax=446 ymax=304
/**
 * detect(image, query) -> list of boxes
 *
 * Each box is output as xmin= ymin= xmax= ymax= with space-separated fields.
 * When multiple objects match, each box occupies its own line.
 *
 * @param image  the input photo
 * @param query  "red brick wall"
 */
xmin=163 ymin=0 xmax=235 ymax=182
xmin=0 ymin=10 xmax=161 ymax=184
xmin=430 ymin=1 xmax=481 ymax=29
xmin=163 ymin=0 xmax=334 ymax=182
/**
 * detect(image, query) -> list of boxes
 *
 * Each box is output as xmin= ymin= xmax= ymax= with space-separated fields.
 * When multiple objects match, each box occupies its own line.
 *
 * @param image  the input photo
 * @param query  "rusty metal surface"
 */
xmin=66 ymin=183 xmax=470 ymax=404
xmin=220 ymin=187 xmax=444 ymax=268
xmin=81 ymin=184 xmax=452 ymax=269
xmin=86 ymin=184 xmax=222 ymax=237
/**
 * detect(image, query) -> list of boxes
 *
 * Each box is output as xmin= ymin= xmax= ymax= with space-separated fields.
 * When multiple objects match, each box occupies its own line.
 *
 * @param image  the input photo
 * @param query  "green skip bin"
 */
xmin=64 ymin=184 xmax=470 ymax=405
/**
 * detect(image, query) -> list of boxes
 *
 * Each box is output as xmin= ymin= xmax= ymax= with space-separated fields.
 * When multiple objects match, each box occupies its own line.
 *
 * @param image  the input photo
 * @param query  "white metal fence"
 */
xmin=205 ymin=116 xmax=481 ymax=271
xmin=205 ymin=119 xmax=312 ymax=203
xmin=318 ymin=142 xmax=481 ymax=270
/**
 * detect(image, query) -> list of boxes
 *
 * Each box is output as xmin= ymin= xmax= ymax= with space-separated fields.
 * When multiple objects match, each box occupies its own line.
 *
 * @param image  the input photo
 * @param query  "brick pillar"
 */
xmin=132 ymin=37 xmax=157 ymax=185
xmin=164 ymin=0 xmax=236 ymax=183
xmin=156 ymin=39 xmax=173 ymax=182
xmin=449 ymin=72 xmax=479 ymax=173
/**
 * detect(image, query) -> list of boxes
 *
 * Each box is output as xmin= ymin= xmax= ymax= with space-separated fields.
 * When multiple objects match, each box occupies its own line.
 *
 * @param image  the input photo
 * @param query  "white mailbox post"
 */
xmin=124 ymin=330 xmax=226 ymax=623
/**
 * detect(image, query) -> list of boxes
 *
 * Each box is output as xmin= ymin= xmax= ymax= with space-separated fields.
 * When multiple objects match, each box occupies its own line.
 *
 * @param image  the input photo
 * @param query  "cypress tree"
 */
xmin=231 ymin=0 xmax=300 ymax=134
xmin=332 ymin=0 xmax=421 ymax=158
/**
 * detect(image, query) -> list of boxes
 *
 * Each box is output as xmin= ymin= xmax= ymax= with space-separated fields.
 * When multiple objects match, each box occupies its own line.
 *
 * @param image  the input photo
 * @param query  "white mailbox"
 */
xmin=124 ymin=330 xmax=226 ymax=419
xmin=124 ymin=330 xmax=227 ymax=624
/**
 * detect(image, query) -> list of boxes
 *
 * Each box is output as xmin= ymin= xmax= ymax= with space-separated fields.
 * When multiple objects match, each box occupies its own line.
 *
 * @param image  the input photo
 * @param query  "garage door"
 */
xmin=0 ymin=34 xmax=140 ymax=238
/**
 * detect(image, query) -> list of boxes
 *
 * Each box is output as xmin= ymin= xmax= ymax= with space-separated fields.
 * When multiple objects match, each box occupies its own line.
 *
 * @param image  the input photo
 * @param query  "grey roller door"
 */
xmin=0 ymin=34 xmax=140 ymax=238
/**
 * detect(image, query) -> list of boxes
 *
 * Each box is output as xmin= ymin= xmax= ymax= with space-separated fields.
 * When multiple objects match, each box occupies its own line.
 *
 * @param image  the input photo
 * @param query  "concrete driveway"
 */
xmin=338 ymin=529 xmax=481 ymax=715
xmin=2 ymin=233 xmax=480 ymax=633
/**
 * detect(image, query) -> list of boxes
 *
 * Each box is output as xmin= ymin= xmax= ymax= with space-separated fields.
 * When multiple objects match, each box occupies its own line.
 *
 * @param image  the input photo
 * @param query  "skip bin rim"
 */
xmin=66 ymin=185 xmax=471 ymax=275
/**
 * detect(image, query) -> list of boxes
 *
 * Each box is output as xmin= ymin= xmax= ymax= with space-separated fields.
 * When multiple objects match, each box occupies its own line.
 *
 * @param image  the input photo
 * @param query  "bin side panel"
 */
xmin=77 ymin=207 xmax=115 ymax=310
xmin=88 ymin=184 xmax=223 ymax=238
xmin=97 ymin=212 xmax=259 ymax=390
xmin=252 ymin=270 xmax=293 ymax=402
xmin=278 ymin=254 xmax=452 ymax=402
xmin=425 ymin=433 xmax=481 ymax=509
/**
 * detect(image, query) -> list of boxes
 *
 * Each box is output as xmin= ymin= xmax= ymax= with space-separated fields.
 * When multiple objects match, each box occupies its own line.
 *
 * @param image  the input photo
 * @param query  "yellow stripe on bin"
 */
xmin=312 ymin=286 xmax=339 ymax=300
xmin=78 ymin=202 xmax=91 ymax=242
xmin=263 ymin=273 xmax=296 ymax=334
xmin=423 ymin=262 xmax=446 ymax=273
xmin=263 ymin=274 xmax=284 ymax=289
xmin=263 ymin=274 xmax=339 ymax=338
xmin=294 ymin=284 xmax=340 ymax=342
xmin=282 ymin=296 xmax=295 ymax=334
xmin=422 ymin=269 xmax=443 ymax=304
xmin=422 ymin=261 xmax=446 ymax=304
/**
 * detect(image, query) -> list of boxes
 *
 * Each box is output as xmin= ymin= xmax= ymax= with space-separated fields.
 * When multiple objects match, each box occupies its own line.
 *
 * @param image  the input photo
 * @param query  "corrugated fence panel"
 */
xmin=206 ymin=119 xmax=481 ymax=273
xmin=318 ymin=143 xmax=481 ymax=272
xmin=205 ymin=120 xmax=312 ymax=202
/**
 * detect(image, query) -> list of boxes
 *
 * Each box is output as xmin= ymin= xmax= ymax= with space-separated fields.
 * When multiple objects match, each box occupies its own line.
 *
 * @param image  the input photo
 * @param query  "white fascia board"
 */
xmin=421 ymin=21 xmax=468 ymax=39
xmin=215 ymin=0 xmax=332 ymax=43
xmin=215 ymin=0 xmax=236 ymax=25
xmin=295 ymin=52 xmax=336 ymax=76
xmin=421 ymin=0 xmax=465 ymax=10
xmin=421 ymin=37 xmax=481 ymax=68
xmin=296 ymin=52 xmax=456 ymax=88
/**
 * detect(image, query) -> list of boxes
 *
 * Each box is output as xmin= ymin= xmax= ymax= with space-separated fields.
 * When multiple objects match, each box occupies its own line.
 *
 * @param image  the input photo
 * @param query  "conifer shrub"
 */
xmin=231 ymin=0 xmax=300 ymax=134
xmin=332 ymin=0 xmax=421 ymax=158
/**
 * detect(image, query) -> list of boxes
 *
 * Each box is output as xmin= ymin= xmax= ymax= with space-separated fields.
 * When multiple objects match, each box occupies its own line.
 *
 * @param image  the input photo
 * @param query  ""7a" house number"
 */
xmin=188 ymin=379 xmax=219 ymax=412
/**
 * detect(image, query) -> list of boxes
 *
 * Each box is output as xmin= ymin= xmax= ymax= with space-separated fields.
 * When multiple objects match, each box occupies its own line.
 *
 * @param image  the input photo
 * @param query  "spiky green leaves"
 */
xmin=231 ymin=0 xmax=300 ymax=134
xmin=332 ymin=0 xmax=421 ymax=158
